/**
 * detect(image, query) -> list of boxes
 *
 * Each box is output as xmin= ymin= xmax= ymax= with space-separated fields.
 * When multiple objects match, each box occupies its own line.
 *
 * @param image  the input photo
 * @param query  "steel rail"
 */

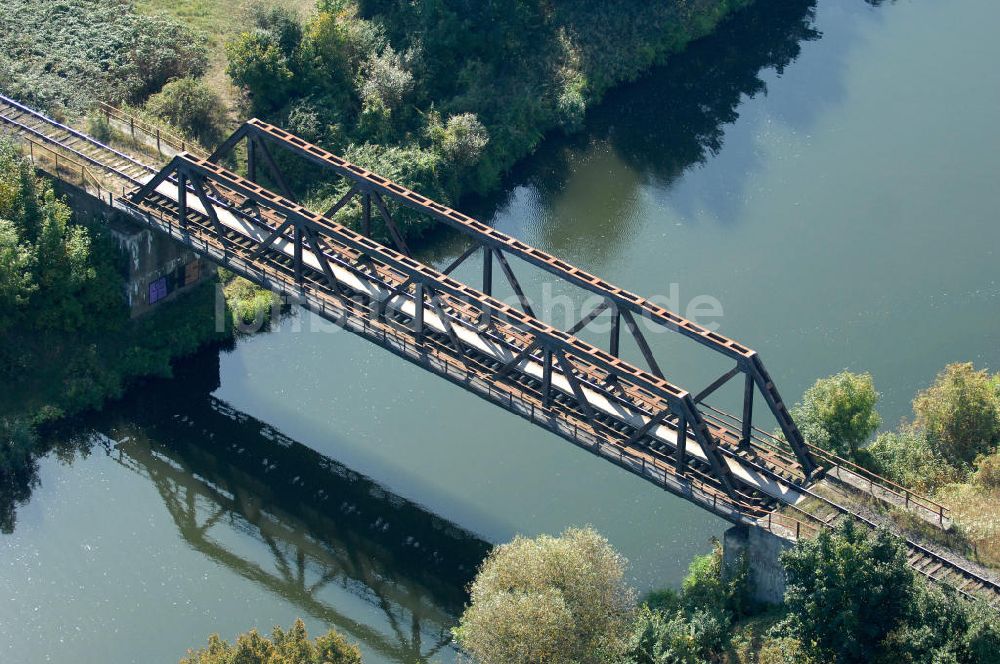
xmin=0 ymin=110 xmax=147 ymax=189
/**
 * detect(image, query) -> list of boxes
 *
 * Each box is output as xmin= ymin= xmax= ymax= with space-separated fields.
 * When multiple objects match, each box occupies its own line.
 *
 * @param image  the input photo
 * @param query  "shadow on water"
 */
xmin=457 ymin=0 xmax=821 ymax=264
xmin=34 ymin=348 xmax=491 ymax=662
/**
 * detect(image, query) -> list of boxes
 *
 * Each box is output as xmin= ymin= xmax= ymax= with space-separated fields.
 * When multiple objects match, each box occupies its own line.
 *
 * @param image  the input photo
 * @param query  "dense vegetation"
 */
xmin=791 ymin=364 xmax=1000 ymax=566
xmin=0 ymin=0 xmax=207 ymax=116
xmin=182 ymin=619 xmax=362 ymax=664
xmin=220 ymin=0 xmax=755 ymax=239
xmin=453 ymin=525 xmax=1000 ymax=664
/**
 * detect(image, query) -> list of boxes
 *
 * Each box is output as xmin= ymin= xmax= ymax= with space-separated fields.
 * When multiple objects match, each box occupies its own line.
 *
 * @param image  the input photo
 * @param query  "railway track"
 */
xmin=2 ymin=93 xmax=997 ymax=609
xmin=0 ymin=94 xmax=154 ymax=190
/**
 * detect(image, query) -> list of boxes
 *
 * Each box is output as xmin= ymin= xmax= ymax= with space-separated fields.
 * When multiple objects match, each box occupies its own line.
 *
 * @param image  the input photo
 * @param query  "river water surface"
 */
xmin=3 ymin=0 xmax=1000 ymax=661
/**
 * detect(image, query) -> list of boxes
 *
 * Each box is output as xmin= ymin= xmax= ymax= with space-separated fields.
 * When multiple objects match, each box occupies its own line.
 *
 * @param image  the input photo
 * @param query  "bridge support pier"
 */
xmin=53 ymin=180 xmax=215 ymax=316
xmin=722 ymin=524 xmax=794 ymax=605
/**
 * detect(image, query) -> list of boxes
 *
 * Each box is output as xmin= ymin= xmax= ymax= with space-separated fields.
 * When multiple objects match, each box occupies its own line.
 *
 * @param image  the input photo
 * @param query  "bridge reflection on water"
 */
xmin=88 ymin=350 xmax=489 ymax=662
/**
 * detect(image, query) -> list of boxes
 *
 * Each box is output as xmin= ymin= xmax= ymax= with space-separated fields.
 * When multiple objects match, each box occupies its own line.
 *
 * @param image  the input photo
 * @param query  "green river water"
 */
xmin=2 ymin=0 xmax=999 ymax=661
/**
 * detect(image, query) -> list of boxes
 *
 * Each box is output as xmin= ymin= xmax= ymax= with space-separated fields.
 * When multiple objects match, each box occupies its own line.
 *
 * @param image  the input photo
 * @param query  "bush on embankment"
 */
xmin=222 ymin=0 xmax=756 ymax=241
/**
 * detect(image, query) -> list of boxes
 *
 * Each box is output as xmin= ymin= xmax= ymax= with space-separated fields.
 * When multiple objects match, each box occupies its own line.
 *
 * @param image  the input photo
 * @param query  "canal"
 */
xmin=3 ymin=0 xmax=999 ymax=660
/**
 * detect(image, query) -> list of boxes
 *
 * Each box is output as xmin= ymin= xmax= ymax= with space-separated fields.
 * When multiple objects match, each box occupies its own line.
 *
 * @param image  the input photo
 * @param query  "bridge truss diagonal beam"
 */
xmin=207 ymin=119 xmax=817 ymax=477
xmin=122 ymin=154 xmax=804 ymax=505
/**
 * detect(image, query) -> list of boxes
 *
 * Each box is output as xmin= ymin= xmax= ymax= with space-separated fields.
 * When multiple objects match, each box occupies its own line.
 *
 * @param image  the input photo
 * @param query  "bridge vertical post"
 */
xmin=413 ymin=282 xmax=425 ymax=343
xmin=247 ymin=137 xmax=257 ymax=182
xmin=362 ymin=193 xmax=372 ymax=237
xmin=177 ymin=172 xmax=188 ymax=228
xmin=294 ymin=224 xmax=304 ymax=285
xmin=482 ymin=246 xmax=493 ymax=295
xmin=542 ymin=347 xmax=553 ymax=409
xmin=675 ymin=414 xmax=688 ymax=473
xmin=610 ymin=306 xmax=621 ymax=357
xmin=741 ymin=371 xmax=754 ymax=448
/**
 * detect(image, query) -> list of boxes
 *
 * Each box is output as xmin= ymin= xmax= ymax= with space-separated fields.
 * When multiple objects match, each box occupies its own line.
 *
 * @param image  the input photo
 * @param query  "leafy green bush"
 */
xmin=780 ymin=520 xmax=914 ymax=663
xmin=0 ymin=138 xmax=123 ymax=335
xmin=865 ymin=428 xmax=960 ymax=492
xmin=914 ymin=363 xmax=1000 ymax=468
xmin=453 ymin=526 xmax=636 ymax=664
xmin=182 ymin=619 xmax=362 ymax=664
xmin=226 ymin=29 xmax=297 ymax=114
xmin=621 ymin=540 xmax=754 ymax=663
xmin=790 ymin=371 xmax=881 ymax=458
xmin=622 ymin=604 xmax=721 ymax=664
xmin=145 ymin=77 xmax=227 ymax=147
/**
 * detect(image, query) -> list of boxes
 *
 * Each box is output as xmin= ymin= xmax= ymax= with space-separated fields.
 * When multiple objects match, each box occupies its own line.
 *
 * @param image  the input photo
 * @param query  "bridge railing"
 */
xmin=4 ymin=127 xmax=109 ymax=199
xmin=701 ymin=403 xmax=949 ymax=526
xmin=96 ymin=102 xmax=208 ymax=160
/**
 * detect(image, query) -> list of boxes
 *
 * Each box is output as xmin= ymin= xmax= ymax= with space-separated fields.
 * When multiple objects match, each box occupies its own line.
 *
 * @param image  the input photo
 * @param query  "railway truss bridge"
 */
xmin=2 ymin=92 xmax=997 ymax=607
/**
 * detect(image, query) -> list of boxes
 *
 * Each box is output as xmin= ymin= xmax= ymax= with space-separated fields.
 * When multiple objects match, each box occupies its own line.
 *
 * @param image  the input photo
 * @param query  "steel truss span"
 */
xmin=209 ymin=119 xmax=818 ymax=479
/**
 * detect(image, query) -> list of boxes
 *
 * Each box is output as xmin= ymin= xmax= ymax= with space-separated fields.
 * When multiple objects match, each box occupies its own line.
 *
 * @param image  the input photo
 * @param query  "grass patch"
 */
xmin=938 ymin=484 xmax=1000 ymax=569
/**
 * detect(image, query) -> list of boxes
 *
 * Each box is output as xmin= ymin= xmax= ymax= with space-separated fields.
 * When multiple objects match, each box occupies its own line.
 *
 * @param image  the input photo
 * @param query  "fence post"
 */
xmin=130 ymin=117 xmax=135 ymax=139
xmin=156 ymin=129 xmax=161 ymax=154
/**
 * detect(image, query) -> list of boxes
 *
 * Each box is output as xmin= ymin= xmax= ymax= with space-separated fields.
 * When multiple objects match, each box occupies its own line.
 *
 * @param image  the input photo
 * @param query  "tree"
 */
xmin=181 ymin=618 xmax=362 ymax=664
xmin=791 ymin=371 xmax=881 ymax=458
xmin=453 ymin=526 xmax=636 ymax=664
xmin=226 ymin=29 xmax=296 ymax=113
xmin=0 ymin=218 xmax=34 ymax=332
xmin=145 ymin=77 xmax=227 ymax=146
xmin=913 ymin=363 xmax=1000 ymax=468
xmin=430 ymin=112 xmax=489 ymax=166
xmin=781 ymin=520 xmax=914 ymax=663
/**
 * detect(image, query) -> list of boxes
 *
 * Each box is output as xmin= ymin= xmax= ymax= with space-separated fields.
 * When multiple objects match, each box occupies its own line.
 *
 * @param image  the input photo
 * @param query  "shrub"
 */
xmin=781 ymin=520 xmax=913 ymax=663
xmin=913 ymin=363 xmax=1000 ymax=468
xmin=972 ymin=450 xmax=1000 ymax=489
xmin=145 ymin=77 xmax=227 ymax=147
xmin=790 ymin=371 xmax=881 ymax=458
xmin=430 ymin=112 xmax=489 ymax=166
xmin=85 ymin=113 xmax=113 ymax=144
xmin=453 ymin=526 xmax=636 ymax=664
xmin=181 ymin=619 xmax=362 ymax=664
xmin=679 ymin=539 xmax=753 ymax=620
xmin=621 ymin=604 xmax=718 ymax=664
xmin=226 ymin=30 xmax=296 ymax=114
xmin=221 ymin=271 xmax=279 ymax=333
xmin=335 ymin=142 xmax=445 ymax=240
xmin=865 ymin=428 xmax=959 ymax=491
xmin=358 ymin=47 xmax=413 ymax=114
